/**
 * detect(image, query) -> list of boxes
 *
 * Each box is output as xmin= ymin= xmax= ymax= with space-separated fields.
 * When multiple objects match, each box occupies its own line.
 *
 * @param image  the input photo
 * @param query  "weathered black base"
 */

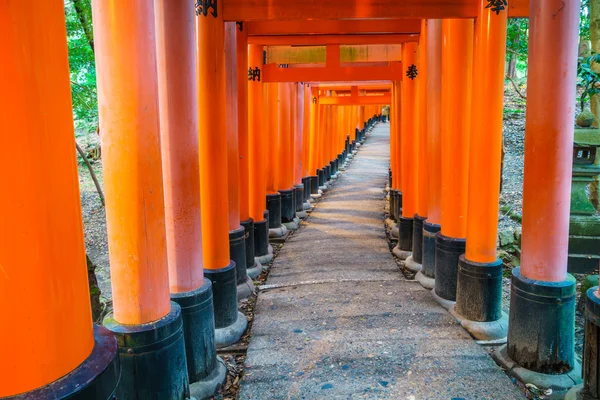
xmin=389 ymin=189 xmax=398 ymax=221
xmin=279 ymin=188 xmax=295 ymax=222
xmin=396 ymin=191 xmax=403 ymax=218
xmin=398 ymin=216 xmax=413 ymax=251
xmin=229 ymin=226 xmax=247 ymax=284
xmin=170 ymin=281 xmax=217 ymax=384
xmin=6 ymin=325 xmax=121 ymax=399
xmin=241 ymin=218 xmax=256 ymax=272
xmin=455 ymin=255 xmax=503 ymax=322
xmin=422 ymin=220 xmax=440 ymax=279
xmin=412 ymin=214 xmax=426 ymax=264
xmin=325 ymin=165 xmax=331 ymax=182
xmin=581 ymin=287 xmax=600 ymax=398
xmin=301 ymin=177 xmax=310 ymax=201
xmin=294 ymin=184 xmax=304 ymax=212
xmin=204 ymin=262 xmax=238 ymax=330
xmin=104 ymin=303 xmax=189 ymax=399
xmin=329 ymin=160 xmax=336 ymax=177
xmin=309 ymin=175 xmax=319 ymax=195
xmin=318 ymin=169 xmax=325 ymax=186
xmin=254 ymin=218 xmax=269 ymax=258
xmin=506 ymin=267 xmax=576 ymax=373
xmin=434 ymin=233 xmax=466 ymax=302
xmin=266 ymin=193 xmax=282 ymax=229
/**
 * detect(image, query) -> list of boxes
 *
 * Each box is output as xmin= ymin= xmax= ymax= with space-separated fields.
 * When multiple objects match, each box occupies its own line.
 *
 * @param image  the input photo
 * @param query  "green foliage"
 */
xmin=577 ymin=53 xmax=600 ymax=110
xmin=505 ymin=18 xmax=529 ymax=77
xmin=64 ymin=0 xmax=97 ymax=137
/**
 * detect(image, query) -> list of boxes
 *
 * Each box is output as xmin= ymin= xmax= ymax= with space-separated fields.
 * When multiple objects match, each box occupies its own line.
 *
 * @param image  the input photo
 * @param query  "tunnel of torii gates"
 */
xmin=0 ymin=0 xmax=594 ymax=399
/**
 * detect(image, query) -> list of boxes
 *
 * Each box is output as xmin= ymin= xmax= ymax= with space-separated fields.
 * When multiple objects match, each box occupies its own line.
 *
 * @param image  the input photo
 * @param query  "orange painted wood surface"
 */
xmin=248 ymin=44 xmax=267 ymax=221
xmin=94 ymin=0 xmax=171 ymax=323
xmin=426 ymin=20 xmax=443 ymax=225
xmin=155 ymin=0 xmax=204 ymax=293
xmin=237 ymin=25 xmax=251 ymax=222
xmin=0 ymin=1 xmax=94 ymax=395
xmin=465 ymin=1 xmax=507 ymax=263
xmin=262 ymin=63 xmax=403 ymax=83
xmin=247 ymin=19 xmax=422 ymax=35
xmin=224 ymin=0 xmax=529 ymax=21
xmin=197 ymin=0 xmax=231 ymax=270
xmin=250 ymin=34 xmax=419 ymax=46
xmin=225 ymin=22 xmax=241 ymax=231
xmin=440 ymin=19 xmax=473 ymax=239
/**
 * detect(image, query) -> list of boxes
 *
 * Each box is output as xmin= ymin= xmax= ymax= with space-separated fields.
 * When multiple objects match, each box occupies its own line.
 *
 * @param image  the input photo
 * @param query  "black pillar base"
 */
xmin=104 ymin=303 xmax=189 ymax=399
xmin=455 ymin=255 xmax=503 ymax=322
xmin=389 ymin=189 xmax=399 ymax=221
xmin=254 ymin=217 xmax=269 ymax=257
xmin=241 ymin=218 xmax=259 ymax=275
xmin=507 ymin=267 xmax=576 ymax=373
xmin=294 ymin=184 xmax=304 ymax=212
xmin=329 ymin=160 xmax=336 ymax=177
xmin=398 ymin=216 xmax=413 ymax=251
xmin=309 ymin=175 xmax=319 ymax=195
xmin=301 ymin=177 xmax=310 ymax=201
xmin=318 ymin=169 xmax=325 ymax=187
xmin=325 ymin=165 xmax=331 ymax=182
xmin=434 ymin=233 xmax=466 ymax=302
xmin=204 ymin=262 xmax=238 ymax=329
xmin=581 ymin=287 xmax=600 ymax=398
xmin=170 ymin=281 xmax=218 ymax=384
xmin=279 ymin=188 xmax=295 ymax=223
xmin=412 ymin=214 xmax=426 ymax=264
xmin=266 ymin=193 xmax=282 ymax=229
xmin=421 ymin=220 xmax=440 ymax=279
xmin=229 ymin=226 xmax=247 ymax=285
xmin=8 ymin=325 xmax=120 ymax=399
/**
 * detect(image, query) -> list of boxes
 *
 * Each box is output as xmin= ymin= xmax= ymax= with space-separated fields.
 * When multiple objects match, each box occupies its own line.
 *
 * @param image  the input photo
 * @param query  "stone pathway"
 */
xmin=239 ymin=124 xmax=524 ymax=399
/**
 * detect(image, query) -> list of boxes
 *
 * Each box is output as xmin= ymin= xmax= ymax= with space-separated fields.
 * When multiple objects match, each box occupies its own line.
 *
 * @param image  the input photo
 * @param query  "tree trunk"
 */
xmin=72 ymin=0 xmax=94 ymax=53
xmin=507 ymin=30 xmax=519 ymax=80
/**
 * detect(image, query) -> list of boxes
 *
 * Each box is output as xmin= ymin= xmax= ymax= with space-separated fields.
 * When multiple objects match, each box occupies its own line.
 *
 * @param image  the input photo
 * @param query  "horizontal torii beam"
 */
xmin=266 ymin=45 xmax=403 ymax=64
xmin=224 ymin=0 xmax=529 ymax=21
xmin=319 ymin=94 xmax=391 ymax=105
xmin=262 ymin=63 xmax=404 ymax=83
xmin=250 ymin=34 xmax=419 ymax=46
xmin=246 ymin=19 xmax=422 ymax=36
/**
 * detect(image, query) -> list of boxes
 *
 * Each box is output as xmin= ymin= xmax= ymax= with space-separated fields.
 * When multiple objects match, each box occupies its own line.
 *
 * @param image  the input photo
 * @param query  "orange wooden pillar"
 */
xmin=393 ymin=42 xmax=419 ymax=261
xmin=278 ymin=82 xmax=300 ymax=229
xmin=300 ymin=83 xmax=313 ymax=208
xmin=154 ymin=1 xmax=225 ymax=391
xmin=265 ymin=83 xmax=287 ymax=237
xmin=237 ymin=24 xmax=262 ymax=280
xmin=248 ymin=44 xmax=272 ymax=263
xmin=225 ymin=22 xmax=253 ymax=300
xmin=93 ymin=1 xmax=188 ymax=396
xmin=451 ymin=0 xmax=508 ymax=340
xmin=308 ymin=87 xmax=322 ymax=197
xmin=498 ymin=0 xmax=582 ymax=379
xmin=417 ymin=19 xmax=443 ymax=288
xmin=389 ymin=83 xmax=401 ymax=235
xmin=433 ymin=19 xmax=473 ymax=305
xmin=294 ymin=83 xmax=310 ymax=218
xmin=406 ymin=20 xmax=429 ymax=273
xmin=196 ymin=0 xmax=247 ymax=347
xmin=0 ymin=2 xmax=119 ymax=397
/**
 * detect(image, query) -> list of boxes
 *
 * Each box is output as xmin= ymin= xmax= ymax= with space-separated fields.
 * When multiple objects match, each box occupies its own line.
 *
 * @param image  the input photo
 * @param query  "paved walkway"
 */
xmin=239 ymin=124 xmax=523 ymax=399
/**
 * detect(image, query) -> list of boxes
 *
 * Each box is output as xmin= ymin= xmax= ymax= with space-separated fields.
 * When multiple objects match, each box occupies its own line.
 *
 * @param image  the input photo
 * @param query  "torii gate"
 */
xmin=2 ymin=0 xmax=589 ymax=398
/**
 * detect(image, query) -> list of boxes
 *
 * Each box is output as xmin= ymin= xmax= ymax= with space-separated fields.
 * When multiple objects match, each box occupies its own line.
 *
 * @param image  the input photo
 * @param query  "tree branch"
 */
xmin=75 ymin=141 xmax=105 ymax=206
xmin=505 ymin=74 xmax=527 ymax=100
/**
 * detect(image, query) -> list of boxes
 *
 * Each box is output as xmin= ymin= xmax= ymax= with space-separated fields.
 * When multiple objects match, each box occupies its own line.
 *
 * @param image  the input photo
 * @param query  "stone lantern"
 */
xmin=568 ymin=129 xmax=600 ymax=273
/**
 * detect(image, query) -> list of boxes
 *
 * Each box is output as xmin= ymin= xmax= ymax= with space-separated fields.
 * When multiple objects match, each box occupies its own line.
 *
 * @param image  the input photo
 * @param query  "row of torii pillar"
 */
xmin=1 ymin=0 xmax=597 ymax=399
